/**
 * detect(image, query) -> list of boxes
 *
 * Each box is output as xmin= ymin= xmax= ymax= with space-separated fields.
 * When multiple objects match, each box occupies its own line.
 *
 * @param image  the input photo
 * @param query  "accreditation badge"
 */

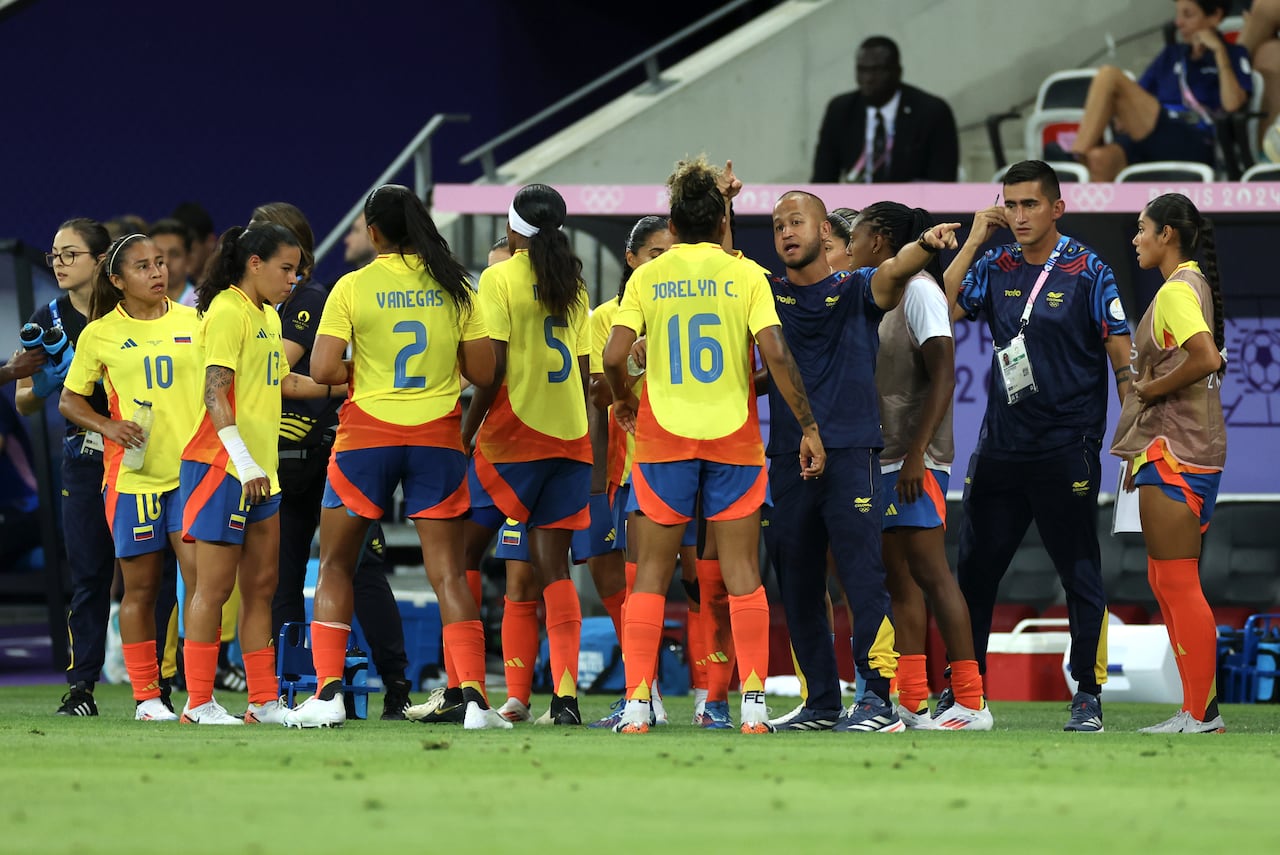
xmin=995 ymin=333 xmax=1038 ymax=404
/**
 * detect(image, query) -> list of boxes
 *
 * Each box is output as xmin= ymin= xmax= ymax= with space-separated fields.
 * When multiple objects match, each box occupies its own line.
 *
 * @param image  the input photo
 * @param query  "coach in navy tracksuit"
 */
xmin=944 ymin=160 xmax=1132 ymax=732
xmin=763 ymin=191 xmax=960 ymax=732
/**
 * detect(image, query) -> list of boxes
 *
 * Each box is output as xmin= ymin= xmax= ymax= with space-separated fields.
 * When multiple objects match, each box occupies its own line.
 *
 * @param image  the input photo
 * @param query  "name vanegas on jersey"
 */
xmin=376 ymin=289 xmax=445 ymax=308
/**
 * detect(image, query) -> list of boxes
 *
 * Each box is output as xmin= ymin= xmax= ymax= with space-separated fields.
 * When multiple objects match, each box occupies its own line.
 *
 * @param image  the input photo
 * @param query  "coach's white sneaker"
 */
xmin=180 ymin=698 xmax=243 ymax=725
xmin=135 ymin=697 xmax=178 ymax=722
xmin=768 ymin=701 xmax=806 ymax=728
xmin=244 ymin=698 xmax=291 ymax=725
xmin=283 ymin=693 xmax=346 ymax=729
xmin=932 ymin=701 xmax=994 ymax=731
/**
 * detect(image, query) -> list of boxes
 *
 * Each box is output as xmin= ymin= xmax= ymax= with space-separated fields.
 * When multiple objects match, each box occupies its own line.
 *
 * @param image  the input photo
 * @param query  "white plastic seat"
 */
xmin=1114 ymin=161 xmax=1216 ymax=182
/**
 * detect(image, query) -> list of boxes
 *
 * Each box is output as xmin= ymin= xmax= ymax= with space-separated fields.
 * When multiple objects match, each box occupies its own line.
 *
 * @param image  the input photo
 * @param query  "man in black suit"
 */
xmin=811 ymin=36 xmax=960 ymax=183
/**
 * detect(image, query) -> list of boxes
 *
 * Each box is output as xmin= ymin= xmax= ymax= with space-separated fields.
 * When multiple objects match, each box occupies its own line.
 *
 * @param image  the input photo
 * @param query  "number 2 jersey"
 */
xmin=613 ymin=242 xmax=778 ymax=465
xmin=181 ymin=286 xmax=289 ymax=492
xmin=317 ymin=253 xmax=488 ymax=450
xmin=476 ymin=249 xmax=591 ymax=464
xmin=64 ymin=299 xmax=202 ymax=494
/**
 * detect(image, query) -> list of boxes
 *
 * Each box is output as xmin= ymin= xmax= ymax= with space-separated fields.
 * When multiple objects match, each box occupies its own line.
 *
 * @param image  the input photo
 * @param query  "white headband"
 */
xmin=108 ymin=233 xmax=147 ymax=272
xmin=508 ymin=202 xmax=540 ymax=238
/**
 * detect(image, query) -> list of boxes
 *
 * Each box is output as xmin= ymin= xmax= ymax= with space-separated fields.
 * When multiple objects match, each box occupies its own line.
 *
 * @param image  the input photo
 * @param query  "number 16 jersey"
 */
xmin=476 ymin=249 xmax=591 ymax=464
xmin=613 ymin=242 xmax=779 ymax=466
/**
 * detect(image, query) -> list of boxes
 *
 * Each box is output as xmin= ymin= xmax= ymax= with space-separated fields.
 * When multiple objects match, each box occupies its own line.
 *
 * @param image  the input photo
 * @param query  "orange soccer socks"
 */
xmin=123 ymin=641 xmax=161 ymax=702
xmin=622 ymin=592 xmax=665 ymax=701
xmin=728 ymin=586 xmax=770 ymax=693
xmin=1150 ymin=557 xmax=1218 ymax=720
xmin=543 ymin=579 xmax=582 ymax=699
xmin=501 ymin=598 xmax=540 ymax=705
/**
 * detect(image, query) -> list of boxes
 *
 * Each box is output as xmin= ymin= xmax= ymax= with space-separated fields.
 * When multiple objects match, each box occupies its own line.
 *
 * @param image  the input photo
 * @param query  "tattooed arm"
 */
xmin=204 ymin=365 xmax=237 ymax=430
xmin=754 ymin=325 xmax=825 ymax=479
xmin=204 ymin=364 xmax=271 ymax=504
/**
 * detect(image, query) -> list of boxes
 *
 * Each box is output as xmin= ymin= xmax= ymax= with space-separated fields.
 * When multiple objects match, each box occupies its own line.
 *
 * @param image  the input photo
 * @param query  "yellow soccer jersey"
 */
xmin=318 ymin=254 xmax=487 ymax=427
xmin=182 ymin=286 xmax=289 ymax=491
xmin=476 ymin=250 xmax=591 ymax=463
xmin=64 ymin=300 xmax=202 ymax=493
xmin=613 ymin=242 xmax=777 ymax=463
xmin=1153 ymin=265 xmax=1212 ymax=349
xmin=589 ymin=298 xmax=619 ymax=375
xmin=590 ymin=297 xmax=637 ymax=487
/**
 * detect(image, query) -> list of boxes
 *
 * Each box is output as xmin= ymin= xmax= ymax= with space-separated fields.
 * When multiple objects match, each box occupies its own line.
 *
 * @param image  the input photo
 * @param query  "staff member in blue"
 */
xmin=764 ymin=190 xmax=959 ymax=733
xmin=943 ymin=160 xmax=1132 ymax=732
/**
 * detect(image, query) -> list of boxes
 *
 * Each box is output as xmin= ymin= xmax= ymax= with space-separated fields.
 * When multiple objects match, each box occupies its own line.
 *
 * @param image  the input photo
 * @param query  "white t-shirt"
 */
xmin=882 ymin=273 xmax=954 ymax=475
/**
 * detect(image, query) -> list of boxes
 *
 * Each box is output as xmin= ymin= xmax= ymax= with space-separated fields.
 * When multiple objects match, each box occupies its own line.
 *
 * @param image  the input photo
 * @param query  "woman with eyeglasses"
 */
xmin=15 ymin=219 xmax=122 ymax=717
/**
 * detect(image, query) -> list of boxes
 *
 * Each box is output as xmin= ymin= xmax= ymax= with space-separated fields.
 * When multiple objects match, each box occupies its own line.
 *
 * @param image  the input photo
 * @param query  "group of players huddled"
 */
xmin=13 ymin=155 xmax=1229 ymax=735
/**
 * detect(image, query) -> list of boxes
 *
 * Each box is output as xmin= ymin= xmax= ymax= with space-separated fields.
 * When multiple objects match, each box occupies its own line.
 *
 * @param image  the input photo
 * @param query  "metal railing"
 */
xmin=313 ymin=112 xmax=470 ymax=267
xmin=458 ymin=0 xmax=759 ymax=182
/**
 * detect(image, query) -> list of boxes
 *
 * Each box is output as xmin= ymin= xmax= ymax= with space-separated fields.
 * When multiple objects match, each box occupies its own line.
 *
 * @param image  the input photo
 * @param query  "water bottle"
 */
xmin=19 ymin=323 xmax=45 ymax=351
xmin=343 ymin=646 xmax=369 ymax=720
xmin=121 ymin=399 xmax=154 ymax=470
xmin=42 ymin=325 xmax=70 ymax=366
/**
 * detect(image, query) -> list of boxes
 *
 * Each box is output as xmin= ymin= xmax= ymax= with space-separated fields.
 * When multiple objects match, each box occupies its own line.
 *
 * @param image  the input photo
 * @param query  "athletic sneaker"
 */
xmin=740 ymin=691 xmax=775 ymax=734
xmin=651 ymin=690 xmax=668 ymax=726
xmin=691 ymin=688 xmax=708 ymax=724
xmin=244 ymin=699 xmax=291 ymax=725
xmin=773 ymin=705 xmax=842 ymax=732
xmin=134 ymin=697 xmax=178 ymax=722
xmin=282 ymin=693 xmax=345 ymax=729
xmin=933 ymin=701 xmax=994 ymax=731
xmin=696 ymin=699 xmax=733 ymax=730
xmin=931 ymin=687 xmax=955 ymax=720
xmin=215 ymin=664 xmax=247 ymax=693
xmin=588 ymin=698 xmax=626 ymax=729
xmin=1139 ymin=710 xmax=1225 ymax=734
xmin=380 ymin=679 xmax=413 ymax=721
xmin=158 ymin=677 xmax=175 ymax=714
xmin=56 ymin=683 xmax=98 ymax=717
xmin=180 ymin=698 xmax=244 ymax=725
xmin=496 ymin=697 xmax=533 ymax=723
xmin=549 ymin=694 xmax=582 ymax=726
xmin=462 ymin=689 xmax=513 ymax=730
xmin=1137 ymin=710 xmax=1188 ymax=734
xmin=406 ymin=687 xmax=465 ymax=724
xmin=534 ymin=707 xmax=553 ymax=725
xmin=1063 ymin=691 xmax=1104 ymax=732
xmin=833 ymin=696 xmax=906 ymax=733
xmin=897 ymin=704 xmax=937 ymax=730
xmin=768 ymin=702 xmax=806 ymax=728
xmin=612 ymin=700 xmax=651 ymax=734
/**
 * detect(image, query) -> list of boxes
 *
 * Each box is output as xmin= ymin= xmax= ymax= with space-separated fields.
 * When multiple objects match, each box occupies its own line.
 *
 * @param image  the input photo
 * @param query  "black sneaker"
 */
xmin=1063 ymin=691 xmax=1104 ymax=732
xmin=550 ymin=694 xmax=582 ymax=726
xmin=215 ymin=664 xmax=247 ymax=692
xmin=158 ymin=677 xmax=175 ymax=714
xmin=931 ymin=687 xmax=955 ymax=720
xmin=56 ymin=682 xmax=98 ymax=716
xmin=406 ymin=686 xmax=466 ymax=724
xmin=380 ymin=679 xmax=413 ymax=721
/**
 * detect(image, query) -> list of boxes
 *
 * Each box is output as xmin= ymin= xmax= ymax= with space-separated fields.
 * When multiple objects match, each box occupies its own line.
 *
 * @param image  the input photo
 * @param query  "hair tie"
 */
xmin=508 ymin=202 xmax=540 ymax=237
xmin=107 ymin=233 xmax=145 ymax=273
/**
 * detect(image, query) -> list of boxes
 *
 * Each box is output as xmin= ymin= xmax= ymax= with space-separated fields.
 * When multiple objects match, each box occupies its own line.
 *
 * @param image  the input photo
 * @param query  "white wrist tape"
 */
xmin=217 ymin=425 xmax=266 ymax=483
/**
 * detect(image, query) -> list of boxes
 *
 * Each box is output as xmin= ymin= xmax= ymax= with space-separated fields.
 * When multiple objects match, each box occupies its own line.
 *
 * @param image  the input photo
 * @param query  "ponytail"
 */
xmin=197 ymin=223 xmax=300 ymax=314
xmin=511 ymin=184 xmax=584 ymax=319
xmin=1143 ymin=193 xmax=1225 ymax=354
xmin=364 ymin=184 xmax=473 ymax=313
xmin=1199 ymin=218 xmax=1225 ymax=354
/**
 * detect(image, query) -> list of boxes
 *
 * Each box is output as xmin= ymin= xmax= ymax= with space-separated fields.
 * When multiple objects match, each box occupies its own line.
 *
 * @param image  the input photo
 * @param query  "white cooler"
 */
xmin=1063 ymin=623 xmax=1181 ymax=703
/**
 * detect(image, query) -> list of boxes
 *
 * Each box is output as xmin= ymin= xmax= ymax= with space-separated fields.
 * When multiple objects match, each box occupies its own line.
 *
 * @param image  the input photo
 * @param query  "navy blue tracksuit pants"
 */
xmin=764 ymin=447 xmax=896 ymax=711
xmin=956 ymin=440 xmax=1108 ymax=694
xmin=62 ymin=447 xmax=116 ymax=685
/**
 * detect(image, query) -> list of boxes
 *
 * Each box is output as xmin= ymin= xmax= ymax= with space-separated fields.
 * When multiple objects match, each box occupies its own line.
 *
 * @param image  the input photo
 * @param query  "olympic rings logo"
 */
xmin=579 ymin=186 xmax=624 ymax=214
xmin=1067 ymin=184 xmax=1116 ymax=213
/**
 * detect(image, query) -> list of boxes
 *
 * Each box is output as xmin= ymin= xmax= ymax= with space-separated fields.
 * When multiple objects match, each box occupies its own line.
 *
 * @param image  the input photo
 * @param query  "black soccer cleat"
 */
xmin=56 ymin=682 xmax=98 ymax=717
xmin=550 ymin=694 xmax=582 ymax=726
xmin=380 ymin=679 xmax=413 ymax=721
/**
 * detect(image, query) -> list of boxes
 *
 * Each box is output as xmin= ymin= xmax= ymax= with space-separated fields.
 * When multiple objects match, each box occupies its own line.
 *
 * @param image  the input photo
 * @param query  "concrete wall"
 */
xmin=497 ymin=0 xmax=1170 ymax=185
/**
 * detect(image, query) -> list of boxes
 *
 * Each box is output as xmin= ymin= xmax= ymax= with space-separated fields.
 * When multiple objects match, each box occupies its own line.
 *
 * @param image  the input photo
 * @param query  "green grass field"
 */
xmin=2 ymin=685 xmax=1278 ymax=854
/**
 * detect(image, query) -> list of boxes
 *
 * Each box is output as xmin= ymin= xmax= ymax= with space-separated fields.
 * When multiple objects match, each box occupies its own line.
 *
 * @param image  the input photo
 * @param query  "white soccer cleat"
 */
xmin=691 ymin=688 xmax=708 ymax=724
xmin=932 ymin=701 xmax=994 ymax=731
xmin=180 ymin=698 xmax=244 ymax=725
xmin=404 ymin=686 xmax=448 ymax=721
xmin=464 ymin=701 xmax=514 ymax=730
xmin=1138 ymin=710 xmax=1189 ymax=734
xmin=244 ymin=698 xmax=291 ymax=725
xmin=612 ymin=700 xmax=652 ymax=734
xmin=282 ymin=693 xmax=346 ymax=729
xmin=651 ymin=688 xmax=668 ymax=726
xmin=896 ymin=704 xmax=938 ymax=730
xmin=1181 ymin=712 xmax=1226 ymax=733
xmin=495 ymin=697 xmax=532 ymax=723
xmin=768 ymin=701 xmax=806 ymax=727
xmin=134 ymin=697 xmax=178 ymax=722
xmin=740 ymin=690 xmax=775 ymax=734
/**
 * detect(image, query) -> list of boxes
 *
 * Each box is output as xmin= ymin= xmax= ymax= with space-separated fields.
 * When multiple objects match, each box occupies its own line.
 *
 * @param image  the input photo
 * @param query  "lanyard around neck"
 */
xmin=1018 ymin=235 xmax=1069 ymax=329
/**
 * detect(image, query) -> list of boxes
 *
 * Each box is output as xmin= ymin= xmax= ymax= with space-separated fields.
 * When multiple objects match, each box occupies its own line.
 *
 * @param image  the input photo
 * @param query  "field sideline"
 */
xmin=2 ymin=685 xmax=1277 ymax=854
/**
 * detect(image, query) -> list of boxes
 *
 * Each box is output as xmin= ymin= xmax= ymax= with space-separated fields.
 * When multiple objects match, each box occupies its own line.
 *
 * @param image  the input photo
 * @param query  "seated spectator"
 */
xmin=1240 ymin=0 xmax=1280 ymax=149
xmin=1071 ymin=0 xmax=1251 ymax=181
xmin=811 ymin=36 xmax=959 ymax=183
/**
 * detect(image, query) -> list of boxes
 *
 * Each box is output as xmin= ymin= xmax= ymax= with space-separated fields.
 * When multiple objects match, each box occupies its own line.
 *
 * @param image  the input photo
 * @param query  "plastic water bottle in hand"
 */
xmin=121 ymin=399 xmax=154 ymax=470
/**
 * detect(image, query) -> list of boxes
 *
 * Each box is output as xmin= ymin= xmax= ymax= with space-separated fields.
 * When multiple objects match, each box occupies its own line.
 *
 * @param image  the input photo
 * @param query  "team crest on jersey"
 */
xmin=825 ymin=295 xmax=841 ymax=307
xmin=1071 ymin=480 xmax=1090 ymax=496
xmin=1046 ymin=291 xmax=1065 ymax=308
xmin=853 ymin=497 xmax=873 ymax=514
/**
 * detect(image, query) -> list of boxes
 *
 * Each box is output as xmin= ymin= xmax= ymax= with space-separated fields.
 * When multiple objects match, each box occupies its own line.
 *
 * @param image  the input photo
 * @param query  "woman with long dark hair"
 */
xmin=284 ymin=185 xmax=506 ymax=729
xmin=1114 ymin=192 xmax=1228 ymax=734
xmin=462 ymin=183 xmax=593 ymax=726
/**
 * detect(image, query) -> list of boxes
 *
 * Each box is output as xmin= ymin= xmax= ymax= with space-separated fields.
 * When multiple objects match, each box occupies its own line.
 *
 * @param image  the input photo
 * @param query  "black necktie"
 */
xmin=870 ymin=110 xmax=887 ymax=183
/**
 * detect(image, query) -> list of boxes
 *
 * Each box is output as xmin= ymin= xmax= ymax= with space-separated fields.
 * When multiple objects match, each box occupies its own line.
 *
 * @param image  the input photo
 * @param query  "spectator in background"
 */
xmin=148 ymin=218 xmax=199 ymax=307
xmin=344 ymin=212 xmax=377 ymax=269
xmin=1240 ymin=0 xmax=1280 ymax=148
xmin=104 ymin=215 xmax=149 ymax=241
xmin=1071 ymin=0 xmax=1251 ymax=181
xmin=811 ymin=36 xmax=959 ymax=183
xmin=171 ymin=202 xmax=217 ymax=282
